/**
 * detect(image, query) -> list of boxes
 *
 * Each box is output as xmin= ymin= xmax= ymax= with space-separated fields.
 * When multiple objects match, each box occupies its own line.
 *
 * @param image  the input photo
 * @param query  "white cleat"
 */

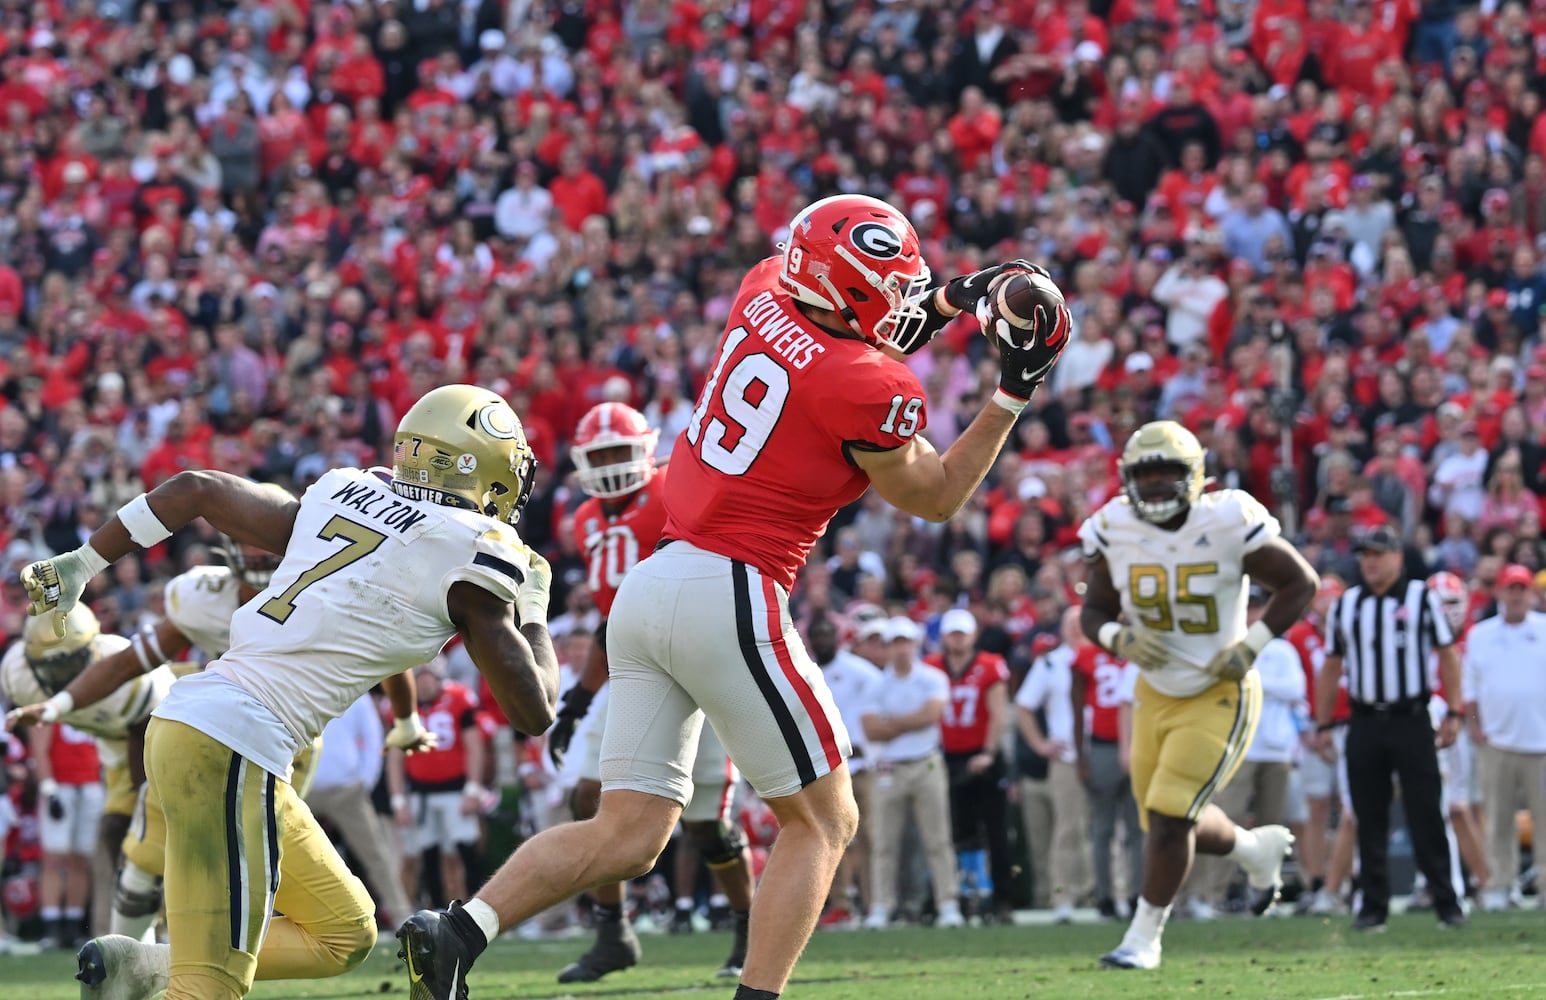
xmin=1100 ymin=938 xmax=1162 ymax=970
xmin=1183 ymin=899 xmax=1219 ymax=921
xmin=1241 ymin=825 xmax=1294 ymax=916
xmin=77 ymin=935 xmax=170 ymax=1000
xmin=863 ymin=906 xmax=890 ymax=930
xmin=935 ymin=905 xmax=965 ymax=929
xmin=1306 ymin=888 xmax=1347 ymax=915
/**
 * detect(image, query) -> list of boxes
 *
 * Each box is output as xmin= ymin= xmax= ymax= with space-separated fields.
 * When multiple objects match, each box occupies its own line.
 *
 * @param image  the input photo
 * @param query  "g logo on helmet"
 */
xmin=850 ymin=222 xmax=902 ymax=260
xmin=475 ymin=403 xmax=517 ymax=441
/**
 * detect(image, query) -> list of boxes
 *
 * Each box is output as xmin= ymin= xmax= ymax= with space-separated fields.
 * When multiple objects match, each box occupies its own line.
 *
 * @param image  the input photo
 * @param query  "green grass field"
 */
xmin=6 ymin=912 xmax=1543 ymax=1000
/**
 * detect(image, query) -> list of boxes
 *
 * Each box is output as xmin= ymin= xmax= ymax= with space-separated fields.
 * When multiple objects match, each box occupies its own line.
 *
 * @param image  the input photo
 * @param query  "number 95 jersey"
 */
xmin=1078 ymin=489 xmax=1281 ymax=698
xmin=573 ymin=464 xmax=672 ymax=617
xmin=663 ymin=257 xmax=928 ymax=592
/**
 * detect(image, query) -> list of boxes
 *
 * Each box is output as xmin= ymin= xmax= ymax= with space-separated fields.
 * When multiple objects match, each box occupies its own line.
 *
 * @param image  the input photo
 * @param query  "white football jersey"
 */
xmin=164 ymin=565 xmax=242 ymax=657
xmin=1079 ymin=489 xmax=1281 ymax=698
xmin=154 ymin=466 xmax=530 ymax=777
xmin=1 ymin=635 xmax=175 ymax=770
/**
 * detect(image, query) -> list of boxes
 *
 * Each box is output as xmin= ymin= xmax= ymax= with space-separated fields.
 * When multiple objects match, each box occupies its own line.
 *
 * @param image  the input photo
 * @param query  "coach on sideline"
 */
xmin=1462 ymin=564 xmax=1546 ymax=913
xmin=1314 ymin=525 xmax=1467 ymax=932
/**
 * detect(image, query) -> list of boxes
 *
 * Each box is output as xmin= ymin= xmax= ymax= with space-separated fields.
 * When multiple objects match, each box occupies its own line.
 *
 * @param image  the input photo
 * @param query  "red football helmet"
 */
xmin=572 ymin=402 xmax=659 ymax=499
xmin=1428 ymin=571 xmax=1468 ymax=632
xmin=779 ymin=194 xmax=932 ymax=351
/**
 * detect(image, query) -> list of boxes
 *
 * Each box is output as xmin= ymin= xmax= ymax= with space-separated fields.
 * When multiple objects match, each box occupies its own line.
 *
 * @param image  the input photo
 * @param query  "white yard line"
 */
xmin=1309 ymin=984 xmax=1546 ymax=1000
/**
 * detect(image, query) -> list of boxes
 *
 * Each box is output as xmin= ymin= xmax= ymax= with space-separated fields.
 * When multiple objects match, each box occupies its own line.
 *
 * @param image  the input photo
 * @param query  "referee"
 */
xmin=1313 ymin=525 xmax=1467 ymax=931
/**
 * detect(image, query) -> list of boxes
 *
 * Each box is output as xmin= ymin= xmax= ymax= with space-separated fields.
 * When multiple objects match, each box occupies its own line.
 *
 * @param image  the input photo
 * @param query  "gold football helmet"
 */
xmin=23 ymin=604 xmax=100 ymax=695
xmin=392 ymin=384 xmax=538 ymax=525
xmin=1120 ymin=420 xmax=1207 ymax=523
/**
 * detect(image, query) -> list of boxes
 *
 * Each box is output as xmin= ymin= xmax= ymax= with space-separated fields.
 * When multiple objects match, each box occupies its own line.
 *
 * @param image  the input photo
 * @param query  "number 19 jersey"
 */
xmin=1078 ymin=490 xmax=1281 ymax=698
xmin=153 ymin=466 xmax=531 ymax=778
xmin=663 ymin=257 xmax=928 ymax=591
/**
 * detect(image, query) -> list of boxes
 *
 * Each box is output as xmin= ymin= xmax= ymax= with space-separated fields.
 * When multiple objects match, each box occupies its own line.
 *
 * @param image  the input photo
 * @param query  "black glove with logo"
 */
xmin=546 ymin=684 xmax=596 ymax=770
xmin=900 ymin=260 xmax=1049 ymax=355
xmin=991 ymin=298 xmax=1073 ymax=408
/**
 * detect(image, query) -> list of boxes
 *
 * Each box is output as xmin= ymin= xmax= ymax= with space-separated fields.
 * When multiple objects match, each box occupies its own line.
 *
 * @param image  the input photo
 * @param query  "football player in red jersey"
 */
xmin=400 ymin=193 xmax=1072 ymax=1000
xmin=387 ymin=658 xmax=486 ymax=906
xmin=1070 ymin=632 xmax=1143 ymax=920
xmin=543 ymin=401 xmax=757 ymax=983
xmin=922 ymin=609 xmax=1013 ymax=923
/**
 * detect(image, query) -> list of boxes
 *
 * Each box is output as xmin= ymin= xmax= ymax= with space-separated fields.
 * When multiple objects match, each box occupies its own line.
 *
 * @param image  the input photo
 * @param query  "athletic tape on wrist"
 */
xmin=990 ymin=387 xmax=1029 ymax=415
xmin=1098 ymin=621 xmax=1121 ymax=652
xmin=119 ymin=494 xmax=173 ymax=548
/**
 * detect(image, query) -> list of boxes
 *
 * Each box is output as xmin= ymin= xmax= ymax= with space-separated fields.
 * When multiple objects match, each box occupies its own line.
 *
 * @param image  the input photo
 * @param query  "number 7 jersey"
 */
xmin=1078 ymin=489 xmax=1281 ymax=698
xmin=663 ymin=257 xmax=928 ymax=591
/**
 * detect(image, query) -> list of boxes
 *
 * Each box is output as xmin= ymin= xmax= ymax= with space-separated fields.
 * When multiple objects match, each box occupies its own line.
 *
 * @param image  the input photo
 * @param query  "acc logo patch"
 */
xmin=456 ymin=453 xmax=478 ymax=474
xmin=429 ymin=454 xmax=453 ymax=470
xmin=476 ymin=403 xmax=518 ymax=441
xmin=850 ymin=221 xmax=902 ymax=259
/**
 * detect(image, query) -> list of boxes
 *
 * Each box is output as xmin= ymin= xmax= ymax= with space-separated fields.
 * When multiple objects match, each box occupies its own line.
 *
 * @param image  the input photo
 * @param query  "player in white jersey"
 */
xmin=1078 ymin=421 xmax=1318 ymax=970
xmin=8 ymin=506 xmax=425 ymax=977
xmin=2 ymin=606 xmax=176 ymax=943
xmin=12 ymin=384 xmax=561 ymax=1000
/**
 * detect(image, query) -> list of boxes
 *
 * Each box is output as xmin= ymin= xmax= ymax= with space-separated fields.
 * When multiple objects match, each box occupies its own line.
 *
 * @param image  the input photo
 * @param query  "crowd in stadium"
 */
xmin=2 ymin=0 xmax=1546 ymax=957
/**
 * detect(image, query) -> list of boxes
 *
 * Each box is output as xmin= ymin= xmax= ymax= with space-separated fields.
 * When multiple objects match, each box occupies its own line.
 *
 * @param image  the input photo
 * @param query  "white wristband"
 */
xmin=390 ymin=794 xmax=407 ymax=810
xmin=464 ymin=782 xmax=487 ymax=797
xmin=1098 ymin=621 xmax=1121 ymax=652
xmin=43 ymin=691 xmax=74 ymax=722
xmin=1243 ymin=620 xmax=1274 ymax=654
xmin=990 ymin=387 xmax=1029 ymax=415
xmin=39 ymin=778 xmax=58 ymax=798
xmin=119 ymin=494 xmax=173 ymax=547
xmin=74 ymin=544 xmax=112 ymax=579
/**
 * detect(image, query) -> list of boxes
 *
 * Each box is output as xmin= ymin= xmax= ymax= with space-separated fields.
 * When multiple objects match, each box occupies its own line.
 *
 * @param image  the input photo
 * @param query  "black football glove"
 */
xmin=899 ymin=260 xmax=1051 ymax=355
xmin=990 ymin=298 xmax=1073 ymax=406
xmin=546 ymin=684 xmax=597 ymax=770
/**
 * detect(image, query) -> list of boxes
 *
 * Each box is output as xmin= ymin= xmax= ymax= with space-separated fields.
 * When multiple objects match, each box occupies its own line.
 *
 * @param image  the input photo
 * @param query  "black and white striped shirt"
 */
xmin=1325 ymin=578 xmax=1455 ymax=707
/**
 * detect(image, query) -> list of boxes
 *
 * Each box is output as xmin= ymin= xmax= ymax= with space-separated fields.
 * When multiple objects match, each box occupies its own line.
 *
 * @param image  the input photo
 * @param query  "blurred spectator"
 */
xmin=1015 ymin=607 xmax=1093 ymax=923
xmin=860 ymin=618 xmax=962 ymax=929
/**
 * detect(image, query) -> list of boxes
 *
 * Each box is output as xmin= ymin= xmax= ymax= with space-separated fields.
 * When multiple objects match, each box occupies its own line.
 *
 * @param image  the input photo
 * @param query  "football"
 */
xmin=983 ymin=269 xmax=1069 ymax=351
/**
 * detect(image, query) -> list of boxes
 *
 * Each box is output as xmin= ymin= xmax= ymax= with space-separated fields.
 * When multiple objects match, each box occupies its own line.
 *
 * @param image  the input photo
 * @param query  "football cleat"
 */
xmin=397 ymin=909 xmax=475 ymax=1000
xmin=715 ymin=910 xmax=749 ymax=978
xmin=1242 ymin=825 xmax=1295 ymax=916
xmin=1100 ymin=940 xmax=1162 ymax=970
xmin=556 ymin=920 xmax=642 ymax=983
xmin=76 ymin=935 xmax=170 ymax=1000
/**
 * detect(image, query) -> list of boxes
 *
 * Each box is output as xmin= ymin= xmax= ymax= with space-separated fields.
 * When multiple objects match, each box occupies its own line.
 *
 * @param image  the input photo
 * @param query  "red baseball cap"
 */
xmin=1498 ymin=564 xmax=1534 ymax=589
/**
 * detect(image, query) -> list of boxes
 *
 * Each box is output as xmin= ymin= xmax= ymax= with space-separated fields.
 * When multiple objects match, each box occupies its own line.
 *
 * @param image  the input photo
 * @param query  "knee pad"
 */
xmin=690 ymin=819 xmax=748 ymax=869
xmin=114 ymin=862 xmax=163 ymax=918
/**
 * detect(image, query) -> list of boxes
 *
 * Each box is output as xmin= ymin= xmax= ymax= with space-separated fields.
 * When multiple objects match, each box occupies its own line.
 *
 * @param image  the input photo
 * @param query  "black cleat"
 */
xmin=1352 ymin=911 xmax=1388 ymax=933
xmin=716 ymin=911 xmax=749 ymax=978
xmin=557 ymin=920 xmax=642 ymax=983
xmin=669 ymin=906 xmax=695 ymax=934
xmin=76 ymin=939 xmax=107 ymax=988
xmin=397 ymin=909 xmax=475 ymax=1000
xmin=1437 ymin=907 xmax=1469 ymax=930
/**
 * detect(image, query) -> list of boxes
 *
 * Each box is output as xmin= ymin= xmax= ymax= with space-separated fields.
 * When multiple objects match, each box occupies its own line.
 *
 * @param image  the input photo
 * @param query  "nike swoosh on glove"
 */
xmin=987 ymin=299 xmax=1074 ymax=405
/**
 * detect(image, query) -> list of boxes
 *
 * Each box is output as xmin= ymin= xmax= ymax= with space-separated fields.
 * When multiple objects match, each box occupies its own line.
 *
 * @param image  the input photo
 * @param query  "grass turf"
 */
xmin=6 ymin=911 xmax=1542 ymax=1000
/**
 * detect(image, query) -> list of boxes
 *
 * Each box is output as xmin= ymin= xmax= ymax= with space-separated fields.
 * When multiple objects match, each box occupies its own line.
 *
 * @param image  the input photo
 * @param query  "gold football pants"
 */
xmin=1129 ymin=672 xmax=1261 ymax=830
xmin=144 ymin=719 xmax=375 ymax=1000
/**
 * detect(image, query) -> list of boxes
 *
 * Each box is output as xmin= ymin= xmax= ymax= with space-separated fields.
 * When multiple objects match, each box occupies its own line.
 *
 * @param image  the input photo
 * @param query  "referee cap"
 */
xmin=1355 ymin=524 xmax=1402 ymax=553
